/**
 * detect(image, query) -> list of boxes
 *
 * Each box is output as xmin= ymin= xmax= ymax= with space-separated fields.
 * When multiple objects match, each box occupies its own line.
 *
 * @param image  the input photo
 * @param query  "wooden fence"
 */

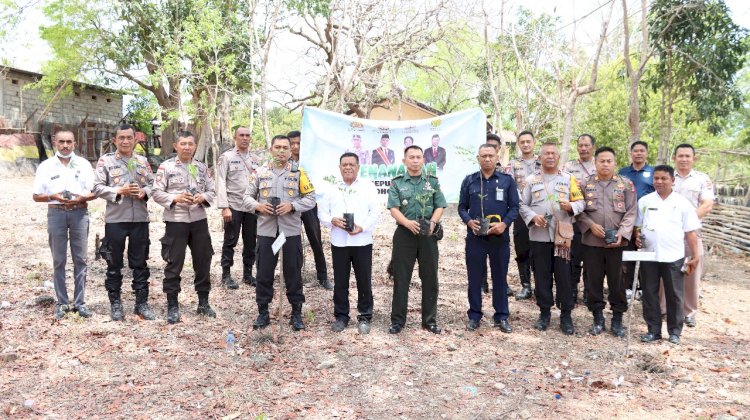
xmin=702 ymin=203 xmax=750 ymax=254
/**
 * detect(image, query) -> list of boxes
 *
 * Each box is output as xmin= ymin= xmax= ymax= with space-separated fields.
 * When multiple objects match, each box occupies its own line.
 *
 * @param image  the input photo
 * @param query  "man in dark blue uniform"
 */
xmin=459 ymin=144 xmax=519 ymax=332
xmin=618 ymin=140 xmax=655 ymax=297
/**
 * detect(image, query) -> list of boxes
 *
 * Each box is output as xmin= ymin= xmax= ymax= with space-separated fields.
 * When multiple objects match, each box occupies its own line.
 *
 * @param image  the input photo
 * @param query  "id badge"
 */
xmin=496 ymin=188 xmax=504 ymax=201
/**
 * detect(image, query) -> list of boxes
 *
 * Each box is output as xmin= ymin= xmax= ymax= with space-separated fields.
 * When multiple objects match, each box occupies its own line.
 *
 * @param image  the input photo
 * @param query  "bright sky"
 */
xmin=3 ymin=0 xmax=749 ymax=108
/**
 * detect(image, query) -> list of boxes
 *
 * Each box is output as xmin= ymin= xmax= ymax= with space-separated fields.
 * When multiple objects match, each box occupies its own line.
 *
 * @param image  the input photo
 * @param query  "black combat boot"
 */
xmin=243 ymin=265 xmax=256 ymax=287
xmin=290 ymin=303 xmax=305 ymax=331
xmin=166 ymin=292 xmax=180 ymax=324
xmin=611 ymin=311 xmax=625 ymax=338
xmin=196 ymin=292 xmax=216 ymax=318
xmin=253 ymin=303 xmax=270 ymax=330
xmin=534 ymin=309 xmax=551 ymax=331
xmin=221 ymin=267 xmax=239 ymax=290
xmin=560 ymin=310 xmax=575 ymax=335
xmin=134 ymin=289 xmax=156 ymax=320
xmin=515 ymin=262 xmax=533 ymax=300
xmin=590 ymin=310 xmax=605 ymax=335
xmin=108 ymin=290 xmax=124 ymax=321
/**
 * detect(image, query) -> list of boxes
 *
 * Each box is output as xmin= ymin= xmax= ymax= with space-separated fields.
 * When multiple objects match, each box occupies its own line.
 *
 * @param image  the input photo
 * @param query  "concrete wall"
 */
xmin=0 ymin=70 xmax=123 ymax=130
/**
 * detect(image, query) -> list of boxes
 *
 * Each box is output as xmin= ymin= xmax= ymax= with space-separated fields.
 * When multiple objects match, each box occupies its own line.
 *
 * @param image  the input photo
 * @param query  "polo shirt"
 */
xmin=618 ymin=164 xmax=655 ymax=199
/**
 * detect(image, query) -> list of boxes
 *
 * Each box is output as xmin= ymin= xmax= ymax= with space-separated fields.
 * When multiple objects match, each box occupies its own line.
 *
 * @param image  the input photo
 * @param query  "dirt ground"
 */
xmin=1 ymin=174 xmax=749 ymax=419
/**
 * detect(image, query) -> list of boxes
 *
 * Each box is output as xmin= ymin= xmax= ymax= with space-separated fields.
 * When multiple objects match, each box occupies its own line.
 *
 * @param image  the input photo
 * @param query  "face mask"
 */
xmin=56 ymin=150 xmax=74 ymax=159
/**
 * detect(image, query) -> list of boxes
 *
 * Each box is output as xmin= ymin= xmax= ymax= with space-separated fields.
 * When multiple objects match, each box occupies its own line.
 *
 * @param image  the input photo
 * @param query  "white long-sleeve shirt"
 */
xmin=318 ymin=177 xmax=381 ymax=247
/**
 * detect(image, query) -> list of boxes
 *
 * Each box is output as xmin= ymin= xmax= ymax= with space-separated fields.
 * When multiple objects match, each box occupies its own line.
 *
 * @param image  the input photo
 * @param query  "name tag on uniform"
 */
xmin=496 ymin=188 xmax=504 ymax=201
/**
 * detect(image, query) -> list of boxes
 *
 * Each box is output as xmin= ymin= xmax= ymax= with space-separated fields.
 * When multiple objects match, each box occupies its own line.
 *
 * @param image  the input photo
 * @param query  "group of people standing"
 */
xmin=32 ymin=125 xmax=713 ymax=344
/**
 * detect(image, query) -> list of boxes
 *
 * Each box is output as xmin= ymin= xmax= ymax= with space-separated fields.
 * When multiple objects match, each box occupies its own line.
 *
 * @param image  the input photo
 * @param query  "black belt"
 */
xmin=48 ymin=203 xmax=88 ymax=211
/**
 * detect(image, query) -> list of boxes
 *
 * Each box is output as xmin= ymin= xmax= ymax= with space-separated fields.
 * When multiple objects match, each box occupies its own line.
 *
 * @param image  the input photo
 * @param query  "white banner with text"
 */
xmin=300 ymin=107 xmax=486 ymax=203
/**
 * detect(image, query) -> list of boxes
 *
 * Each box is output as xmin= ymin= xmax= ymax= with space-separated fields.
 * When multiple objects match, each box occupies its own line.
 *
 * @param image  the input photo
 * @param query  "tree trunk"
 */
xmin=560 ymin=97 xmax=576 ymax=165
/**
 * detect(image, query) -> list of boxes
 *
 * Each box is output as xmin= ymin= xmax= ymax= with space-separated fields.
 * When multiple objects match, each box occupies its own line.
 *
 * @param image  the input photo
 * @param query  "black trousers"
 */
xmin=582 ymin=245 xmax=628 ymax=313
xmin=103 ymin=222 xmax=150 ymax=292
xmin=641 ymin=259 xmax=684 ymax=336
xmin=301 ymin=205 xmax=328 ymax=280
xmin=332 ymin=244 xmax=373 ymax=322
xmin=620 ymin=238 xmax=638 ymax=290
xmin=512 ymin=216 xmax=531 ymax=266
xmin=256 ymin=235 xmax=305 ymax=305
xmin=161 ymin=219 xmax=213 ymax=294
xmin=570 ymin=225 xmax=587 ymax=287
xmin=466 ymin=235 xmax=510 ymax=321
xmin=221 ymin=208 xmax=257 ymax=269
xmin=530 ymin=242 xmax=573 ymax=311
xmin=390 ymin=226 xmax=439 ymax=326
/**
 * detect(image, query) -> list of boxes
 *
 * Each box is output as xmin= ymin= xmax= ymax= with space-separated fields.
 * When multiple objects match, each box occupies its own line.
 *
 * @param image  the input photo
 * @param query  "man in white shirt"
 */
xmin=635 ymin=165 xmax=701 ymax=345
xmin=32 ymin=130 xmax=96 ymax=319
xmin=319 ymin=152 xmax=381 ymax=334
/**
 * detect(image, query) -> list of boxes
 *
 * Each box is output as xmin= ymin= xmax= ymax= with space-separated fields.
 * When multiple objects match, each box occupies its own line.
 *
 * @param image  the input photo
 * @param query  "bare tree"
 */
xmin=284 ymin=0 xmax=450 ymax=118
xmin=512 ymin=1 xmax=615 ymax=164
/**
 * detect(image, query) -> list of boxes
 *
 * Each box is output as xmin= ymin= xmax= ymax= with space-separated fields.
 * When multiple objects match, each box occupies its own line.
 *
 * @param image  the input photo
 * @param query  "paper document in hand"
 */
xmin=272 ymin=232 xmax=286 ymax=255
xmin=622 ymin=251 xmax=656 ymax=262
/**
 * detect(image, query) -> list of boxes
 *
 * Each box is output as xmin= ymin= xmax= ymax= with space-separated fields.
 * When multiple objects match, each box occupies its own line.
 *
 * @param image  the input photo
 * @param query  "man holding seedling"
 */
xmin=387 ymin=145 xmax=447 ymax=335
xmin=241 ymin=134 xmax=317 ymax=331
xmin=458 ymin=143 xmax=519 ymax=332
xmin=152 ymin=131 xmax=216 ymax=324
xmin=519 ymin=142 xmax=584 ymax=335
xmin=93 ymin=123 xmax=156 ymax=321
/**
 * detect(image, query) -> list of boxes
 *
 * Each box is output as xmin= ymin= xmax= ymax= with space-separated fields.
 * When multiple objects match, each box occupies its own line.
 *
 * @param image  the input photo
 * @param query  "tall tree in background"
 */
xmin=284 ymin=0 xmax=450 ymax=118
xmin=622 ymin=0 xmax=652 ymax=146
xmin=38 ymin=0 xmax=254 ymax=160
xmin=648 ymin=0 xmax=749 ymax=163
xmin=511 ymin=2 xmax=614 ymax=163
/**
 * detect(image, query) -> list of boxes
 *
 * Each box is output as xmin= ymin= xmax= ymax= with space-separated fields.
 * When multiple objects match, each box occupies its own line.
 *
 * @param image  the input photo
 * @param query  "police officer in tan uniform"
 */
xmin=93 ymin=123 xmax=156 ymax=321
xmin=152 ymin=131 xmax=217 ymax=324
xmin=519 ymin=142 xmax=585 ymax=335
xmin=672 ymin=143 xmax=714 ymax=328
xmin=563 ymin=134 xmax=596 ymax=304
xmin=216 ymin=126 xmax=260 ymax=289
xmin=506 ymin=130 xmax=541 ymax=300
xmin=241 ymin=134 xmax=317 ymax=331
xmin=576 ymin=146 xmax=637 ymax=337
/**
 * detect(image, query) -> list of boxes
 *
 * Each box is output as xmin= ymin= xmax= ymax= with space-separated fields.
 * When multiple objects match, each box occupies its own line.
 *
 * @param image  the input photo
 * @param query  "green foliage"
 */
xmin=125 ymin=95 xmax=160 ymax=136
xmin=231 ymin=105 xmax=302 ymax=148
xmin=400 ymin=25 xmax=483 ymax=113
xmin=649 ymin=0 xmax=749 ymax=133
xmin=283 ymin=0 xmax=329 ymax=16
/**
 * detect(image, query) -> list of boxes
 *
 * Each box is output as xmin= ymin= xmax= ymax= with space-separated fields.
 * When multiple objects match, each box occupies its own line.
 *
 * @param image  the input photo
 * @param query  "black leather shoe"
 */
xmin=243 ymin=274 xmax=257 ymax=287
xmin=467 ymin=319 xmax=480 ymax=331
xmin=422 ymin=324 xmax=442 ymax=334
xmin=388 ymin=323 xmax=403 ymax=334
xmin=332 ymin=319 xmax=347 ymax=332
xmin=684 ymin=316 xmax=696 ymax=328
xmin=319 ymin=278 xmax=333 ymax=290
xmin=668 ymin=334 xmax=680 ymax=345
xmin=54 ymin=304 xmax=69 ymax=320
xmin=640 ymin=332 xmax=662 ymax=343
xmin=590 ymin=311 xmax=605 ymax=336
xmin=494 ymin=319 xmax=512 ymax=333
xmin=515 ymin=286 xmax=533 ymax=300
xmin=506 ymin=286 xmax=514 ymax=297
